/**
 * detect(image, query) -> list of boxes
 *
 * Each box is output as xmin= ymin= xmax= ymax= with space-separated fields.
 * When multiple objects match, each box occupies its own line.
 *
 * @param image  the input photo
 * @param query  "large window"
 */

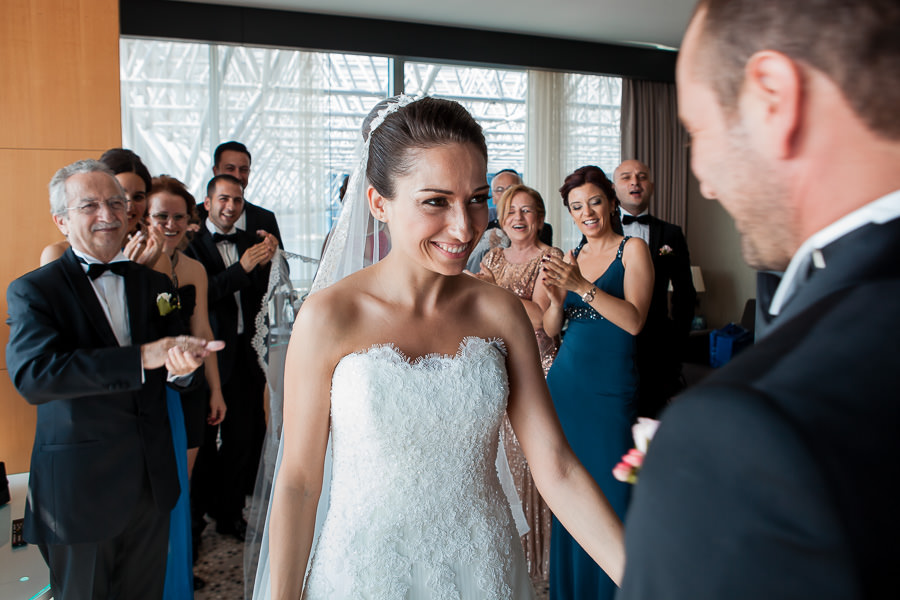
xmin=120 ymin=38 xmax=621 ymax=287
xmin=405 ymin=62 xmax=528 ymax=174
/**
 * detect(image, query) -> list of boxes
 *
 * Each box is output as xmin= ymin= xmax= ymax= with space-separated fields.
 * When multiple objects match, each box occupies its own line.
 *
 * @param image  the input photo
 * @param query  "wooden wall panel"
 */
xmin=0 ymin=149 xmax=106 ymax=367
xmin=0 ymin=372 xmax=34 ymax=473
xmin=0 ymin=0 xmax=121 ymax=150
xmin=1 ymin=0 xmax=121 ymax=475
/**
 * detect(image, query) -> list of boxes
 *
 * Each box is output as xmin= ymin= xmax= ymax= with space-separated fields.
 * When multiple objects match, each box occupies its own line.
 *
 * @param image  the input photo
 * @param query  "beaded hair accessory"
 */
xmin=311 ymin=94 xmax=418 ymax=294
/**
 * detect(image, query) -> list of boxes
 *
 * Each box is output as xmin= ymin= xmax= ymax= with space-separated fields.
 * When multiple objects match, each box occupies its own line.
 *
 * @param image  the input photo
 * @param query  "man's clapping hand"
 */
xmin=239 ymin=230 xmax=278 ymax=272
xmin=141 ymin=335 xmax=226 ymax=376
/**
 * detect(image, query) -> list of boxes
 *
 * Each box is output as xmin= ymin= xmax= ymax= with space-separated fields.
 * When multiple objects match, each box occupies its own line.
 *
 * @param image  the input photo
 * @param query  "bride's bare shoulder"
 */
xmin=293 ymin=269 xmax=377 ymax=338
xmin=460 ymin=272 xmax=522 ymax=308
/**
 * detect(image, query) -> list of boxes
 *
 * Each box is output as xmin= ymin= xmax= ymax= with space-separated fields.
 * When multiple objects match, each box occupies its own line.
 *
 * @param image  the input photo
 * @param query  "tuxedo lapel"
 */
xmin=773 ymin=217 xmax=900 ymax=332
xmin=648 ymin=218 xmax=663 ymax=255
xmin=124 ymin=263 xmax=150 ymax=345
xmin=195 ymin=229 xmax=228 ymax=273
xmin=235 ymin=228 xmax=255 ymax=257
xmin=59 ymin=249 xmax=120 ymax=348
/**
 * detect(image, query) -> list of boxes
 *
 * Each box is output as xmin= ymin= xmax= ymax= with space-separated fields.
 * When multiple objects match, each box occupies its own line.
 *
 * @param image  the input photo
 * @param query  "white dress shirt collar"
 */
xmin=768 ymin=189 xmax=900 ymax=316
xmin=206 ymin=218 xmax=235 ymax=237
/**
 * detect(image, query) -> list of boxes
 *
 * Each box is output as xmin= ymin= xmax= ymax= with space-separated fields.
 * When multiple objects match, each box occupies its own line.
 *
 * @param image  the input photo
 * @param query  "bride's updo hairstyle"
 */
xmin=363 ymin=96 xmax=488 ymax=200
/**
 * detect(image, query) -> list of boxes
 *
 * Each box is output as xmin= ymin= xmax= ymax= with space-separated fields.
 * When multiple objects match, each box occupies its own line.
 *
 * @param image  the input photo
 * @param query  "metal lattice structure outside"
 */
xmin=120 ymin=38 xmax=621 ymax=283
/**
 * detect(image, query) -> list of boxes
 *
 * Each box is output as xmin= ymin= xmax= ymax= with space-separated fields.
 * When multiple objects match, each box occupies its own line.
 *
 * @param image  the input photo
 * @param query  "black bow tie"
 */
xmin=622 ymin=214 xmax=651 ymax=225
xmin=85 ymin=261 xmax=130 ymax=280
xmin=212 ymin=232 xmax=240 ymax=244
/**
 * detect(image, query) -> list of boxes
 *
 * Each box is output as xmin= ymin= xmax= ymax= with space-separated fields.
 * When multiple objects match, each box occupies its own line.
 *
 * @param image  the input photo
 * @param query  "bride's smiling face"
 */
xmin=370 ymin=143 xmax=489 ymax=276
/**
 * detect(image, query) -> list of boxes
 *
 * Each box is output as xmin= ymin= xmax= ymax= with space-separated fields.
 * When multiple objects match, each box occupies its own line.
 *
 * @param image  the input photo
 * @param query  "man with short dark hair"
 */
xmin=207 ymin=141 xmax=284 ymax=248
xmin=613 ymin=159 xmax=695 ymax=418
xmin=620 ymin=1 xmax=900 ymax=598
xmin=7 ymin=160 xmax=216 ymax=600
xmin=187 ymin=174 xmax=277 ymax=543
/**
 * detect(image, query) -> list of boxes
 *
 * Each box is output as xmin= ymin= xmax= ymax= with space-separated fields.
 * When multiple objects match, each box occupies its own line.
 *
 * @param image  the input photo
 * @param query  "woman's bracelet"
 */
xmin=580 ymin=285 xmax=597 ymax=304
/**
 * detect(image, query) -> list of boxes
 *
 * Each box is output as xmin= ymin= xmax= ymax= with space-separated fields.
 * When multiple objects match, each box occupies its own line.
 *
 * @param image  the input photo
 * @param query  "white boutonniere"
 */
xmin=156 ymin=292 xmax=180 ymax=316
xmin=659 ymin=245 xmax=674 ymax=256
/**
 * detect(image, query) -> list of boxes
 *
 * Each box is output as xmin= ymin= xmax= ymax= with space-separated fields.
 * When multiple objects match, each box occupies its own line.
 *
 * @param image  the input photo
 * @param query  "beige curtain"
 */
xmin=526 ymin=70 xmax=624 ymax=250
xmin=525 ymin=70 xmax=568 ymax=247
xmin=621 ymin=79 xmax=690 ymax=231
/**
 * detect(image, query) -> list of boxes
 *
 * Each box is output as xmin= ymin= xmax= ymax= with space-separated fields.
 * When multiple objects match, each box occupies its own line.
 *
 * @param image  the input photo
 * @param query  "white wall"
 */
xmin=685 ymin=173 xmax=757 ymax=329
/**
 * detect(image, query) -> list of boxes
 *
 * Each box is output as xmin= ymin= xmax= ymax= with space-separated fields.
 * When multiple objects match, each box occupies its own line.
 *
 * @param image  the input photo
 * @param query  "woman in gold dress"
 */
xmin=476 ymin=183 xmax=562 ymax=582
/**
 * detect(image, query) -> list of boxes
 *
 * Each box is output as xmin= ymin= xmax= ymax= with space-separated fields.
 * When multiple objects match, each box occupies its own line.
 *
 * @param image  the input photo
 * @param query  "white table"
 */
xmin=1 ymin=472 xmax=51 ymax=600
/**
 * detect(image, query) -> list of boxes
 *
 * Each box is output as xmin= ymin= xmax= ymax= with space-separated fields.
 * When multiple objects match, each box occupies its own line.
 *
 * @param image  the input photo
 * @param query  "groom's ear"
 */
xmin=367 ymin=186 xmax=388 ymax=222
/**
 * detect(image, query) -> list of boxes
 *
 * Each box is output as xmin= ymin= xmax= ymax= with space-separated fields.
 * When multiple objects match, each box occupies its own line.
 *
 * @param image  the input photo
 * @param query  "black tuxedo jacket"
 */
xmin=619 ymin=216 xmax=900 ymax=599
xmin=5 ymin=249 xmax=186 ymax=545
xmin=245 ymin=201 xmax=283 ymax=249
xmin=643 ymin=216 xmax=695 ymax=345
xmin=198 ymin=200 xmax=283 ymax=249
xmin=185 ymin=227 xmax=270 ymax=379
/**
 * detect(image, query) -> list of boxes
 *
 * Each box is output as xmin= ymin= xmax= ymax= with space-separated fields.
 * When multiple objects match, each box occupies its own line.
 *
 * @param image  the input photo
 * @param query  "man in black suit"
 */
xmin=201 ymin=141 xmax=284 ymax=248
xmin=614 ymin=159 xmax=695 ymax=418
xmin=619 ymin=1 xmax=900 ymax=598
xmin=187 ymin=174 xmax=276 ymax=542
xmin=6 ymin=160 xmax=218 ymax=599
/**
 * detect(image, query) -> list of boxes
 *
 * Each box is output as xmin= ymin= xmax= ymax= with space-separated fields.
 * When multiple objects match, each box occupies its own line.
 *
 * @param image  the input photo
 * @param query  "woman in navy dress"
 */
xmin=148 ymin=176 xmax=227 ymax=597
xmin=541 ymin=165 xmax=653 ymax=599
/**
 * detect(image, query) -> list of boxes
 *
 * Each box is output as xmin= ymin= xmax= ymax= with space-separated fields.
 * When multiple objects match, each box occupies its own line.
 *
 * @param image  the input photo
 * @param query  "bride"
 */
xmin=256 ymin=96 xmax=624 ymax=599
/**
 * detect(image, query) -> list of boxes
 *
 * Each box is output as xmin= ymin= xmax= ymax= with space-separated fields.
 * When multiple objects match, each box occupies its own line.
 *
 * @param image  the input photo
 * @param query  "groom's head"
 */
xmin=677 ymin=0 xmax=900 ymax=271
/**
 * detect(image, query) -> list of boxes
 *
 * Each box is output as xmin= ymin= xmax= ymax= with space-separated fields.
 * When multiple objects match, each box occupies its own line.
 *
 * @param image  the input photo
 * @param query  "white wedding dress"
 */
xmin=304 ymin=336 xmax=535 ymax=599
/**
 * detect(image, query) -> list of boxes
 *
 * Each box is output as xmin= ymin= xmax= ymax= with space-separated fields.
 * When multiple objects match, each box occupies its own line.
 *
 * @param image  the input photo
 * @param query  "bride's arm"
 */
xmin=499 ymin=294 xmax=626 ymax=585
xmin=269 ymin=295 xmax=335 ymax=599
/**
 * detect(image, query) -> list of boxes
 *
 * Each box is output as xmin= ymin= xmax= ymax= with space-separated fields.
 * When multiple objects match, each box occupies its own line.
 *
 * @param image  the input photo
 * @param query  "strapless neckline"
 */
xmin=338 ymin=335 xmax=507 ymax=369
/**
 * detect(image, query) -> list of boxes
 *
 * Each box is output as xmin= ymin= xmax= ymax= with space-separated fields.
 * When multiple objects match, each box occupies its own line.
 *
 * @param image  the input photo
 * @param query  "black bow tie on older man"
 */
xmin=622 ymin=214 xmax=651 ymax=225
xmin=85 ymin=261 xmax=131 ymax=280
xmin=213 ymin=232 xmax=240 ymax=244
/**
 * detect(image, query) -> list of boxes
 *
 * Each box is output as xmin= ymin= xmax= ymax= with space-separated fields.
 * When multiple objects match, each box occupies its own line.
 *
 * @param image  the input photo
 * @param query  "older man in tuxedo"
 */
xmin=6 ymin=160 xmax=219 ymax=600
xmin=619 ymin=1 xmax=900 ymax=598
xmin=614 ymin=159 xmax=695 ymax=418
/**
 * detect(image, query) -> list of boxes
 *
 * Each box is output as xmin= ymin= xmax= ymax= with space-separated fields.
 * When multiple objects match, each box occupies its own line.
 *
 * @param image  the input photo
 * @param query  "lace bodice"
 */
xmin=305 ymin=336 xmax=534 ymax=599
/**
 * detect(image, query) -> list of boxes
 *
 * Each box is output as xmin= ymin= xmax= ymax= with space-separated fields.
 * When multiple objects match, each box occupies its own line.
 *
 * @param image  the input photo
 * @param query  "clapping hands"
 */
xmin=239 ymin=230 xmax=278 ymax=272
xmin=124 ymin=227 xmax=165 ymax=267
xmin=541 ymin=250 xmax=586 ymax=305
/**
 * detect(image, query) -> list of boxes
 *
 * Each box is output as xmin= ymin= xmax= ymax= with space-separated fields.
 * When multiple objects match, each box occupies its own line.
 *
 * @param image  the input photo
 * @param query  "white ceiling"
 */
xmin=182 ymin=0 xmax=696 ymax=50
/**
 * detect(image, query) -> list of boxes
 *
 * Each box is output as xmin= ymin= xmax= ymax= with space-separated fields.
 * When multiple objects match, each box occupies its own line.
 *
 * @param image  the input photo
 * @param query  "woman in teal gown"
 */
xmin=541 ymin=165 xmax=653 ymax=600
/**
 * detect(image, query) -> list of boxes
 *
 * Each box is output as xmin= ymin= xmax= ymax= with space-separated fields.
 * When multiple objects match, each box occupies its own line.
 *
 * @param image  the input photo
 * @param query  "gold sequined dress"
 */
xmin=478 ymin=246 xmax=562 ymax=581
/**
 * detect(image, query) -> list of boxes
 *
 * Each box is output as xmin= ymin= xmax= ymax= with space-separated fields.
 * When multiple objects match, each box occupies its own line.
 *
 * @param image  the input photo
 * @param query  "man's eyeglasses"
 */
xmin=65 ymin=198 xmax=127 ymax=215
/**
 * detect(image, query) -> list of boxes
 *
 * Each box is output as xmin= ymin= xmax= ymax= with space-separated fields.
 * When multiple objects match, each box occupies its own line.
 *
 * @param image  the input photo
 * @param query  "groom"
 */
xmin=6 ymin=160 xmax=219 ymax=600
xmin=620 ymin=0 xmax=900 ymax=598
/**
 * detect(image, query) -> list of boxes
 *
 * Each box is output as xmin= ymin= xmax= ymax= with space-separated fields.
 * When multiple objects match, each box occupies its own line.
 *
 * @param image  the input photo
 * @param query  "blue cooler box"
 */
xmin=709 ymin=323 xmax=753 ymax=367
